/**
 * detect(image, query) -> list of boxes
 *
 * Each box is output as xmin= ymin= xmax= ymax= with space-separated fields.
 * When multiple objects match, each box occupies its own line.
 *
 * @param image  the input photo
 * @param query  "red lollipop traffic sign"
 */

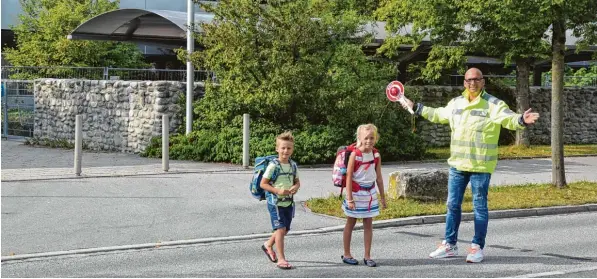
xmin=386 ymin=80 xmax=413 ymax=114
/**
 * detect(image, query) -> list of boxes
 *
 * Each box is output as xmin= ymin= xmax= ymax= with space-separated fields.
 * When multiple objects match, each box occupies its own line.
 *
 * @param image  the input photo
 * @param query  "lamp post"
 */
xmin=186 ymin=0 xmax=194 ymax=135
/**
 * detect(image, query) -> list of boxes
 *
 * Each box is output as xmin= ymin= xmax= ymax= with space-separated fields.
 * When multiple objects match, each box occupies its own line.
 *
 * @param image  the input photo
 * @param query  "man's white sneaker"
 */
xmin=466 ymin=243 xmax=484 ymax=263
xmin=429 ymin=240 xmax=458 ymax=258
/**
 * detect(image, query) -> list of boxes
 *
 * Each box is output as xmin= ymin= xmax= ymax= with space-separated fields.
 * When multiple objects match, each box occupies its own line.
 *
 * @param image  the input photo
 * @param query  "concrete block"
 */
xmin=388 ymin=169 xmax=449 ymax=201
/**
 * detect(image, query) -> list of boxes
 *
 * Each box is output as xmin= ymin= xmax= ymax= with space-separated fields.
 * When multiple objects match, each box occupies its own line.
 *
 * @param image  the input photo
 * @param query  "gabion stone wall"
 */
xmin=527 ymin=87 xmax=597 ymax=144
xmin=412 ymin=86 xmax=597 ymax=146
xmin=33 ymin=79 xmax=204 ymax=153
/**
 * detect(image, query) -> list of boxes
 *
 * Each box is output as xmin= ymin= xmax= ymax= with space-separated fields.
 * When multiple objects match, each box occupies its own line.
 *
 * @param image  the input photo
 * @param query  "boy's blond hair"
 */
xmin=355 ymin=123 xmax=379 ymax=147
xmin=276 ymin=131 xmax=294 ymax=145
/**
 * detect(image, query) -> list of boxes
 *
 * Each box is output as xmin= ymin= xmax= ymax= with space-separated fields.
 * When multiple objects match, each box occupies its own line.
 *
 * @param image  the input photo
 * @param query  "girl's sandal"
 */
xmin=276 ymin=261 xmax=293 ymax=270
xmin=341 ymin=255 xmax=359 ymax=265
xmin=363 ymin=258 xmax=377 ymax=267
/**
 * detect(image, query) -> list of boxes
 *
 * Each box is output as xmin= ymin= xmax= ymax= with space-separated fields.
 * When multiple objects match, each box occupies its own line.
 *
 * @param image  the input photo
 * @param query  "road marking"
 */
xmin=542 ymin=252 xmax=593 ymax=261
xmin=510 ymin=265 xmax=597 ymax=278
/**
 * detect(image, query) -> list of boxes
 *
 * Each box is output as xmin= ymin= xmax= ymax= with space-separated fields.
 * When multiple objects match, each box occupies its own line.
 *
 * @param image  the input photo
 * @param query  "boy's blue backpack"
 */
xmin=250 ymin=155 xmax=297 ymax=201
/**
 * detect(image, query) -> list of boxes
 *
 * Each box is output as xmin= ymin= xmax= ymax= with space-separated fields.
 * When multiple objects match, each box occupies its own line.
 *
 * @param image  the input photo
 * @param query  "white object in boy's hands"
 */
xmin=386 ymin=81 xmax=414 ymax=114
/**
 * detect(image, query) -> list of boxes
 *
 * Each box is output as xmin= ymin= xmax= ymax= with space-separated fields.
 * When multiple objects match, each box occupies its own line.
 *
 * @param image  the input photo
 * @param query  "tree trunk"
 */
xmin=515 ymin=58 xmax=531 ymax=147
xmin=551 ymin=12 xmax=567 ymax=188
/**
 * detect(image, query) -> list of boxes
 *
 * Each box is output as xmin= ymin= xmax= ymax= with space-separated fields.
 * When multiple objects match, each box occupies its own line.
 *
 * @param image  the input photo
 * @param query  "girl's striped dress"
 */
xmin=342 ymin=151 xmax=379 ymax=218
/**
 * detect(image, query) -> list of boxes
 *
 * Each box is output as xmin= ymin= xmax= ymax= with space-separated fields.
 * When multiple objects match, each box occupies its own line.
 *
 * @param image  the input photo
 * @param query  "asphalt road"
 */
xmin=3 ymin=155 xmax=597 ymax=257
xmin=2 ymin=212 xmax=596 ymax=277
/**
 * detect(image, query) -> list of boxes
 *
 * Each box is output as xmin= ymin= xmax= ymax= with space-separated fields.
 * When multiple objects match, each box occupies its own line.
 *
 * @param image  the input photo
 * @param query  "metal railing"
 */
xmin=543 ymin=74 xmax=597 ymax=87
xmin=1 ymin=80 xmax=35 ymax=138
xmin=1 ymin=66 xmax=216 ymax=82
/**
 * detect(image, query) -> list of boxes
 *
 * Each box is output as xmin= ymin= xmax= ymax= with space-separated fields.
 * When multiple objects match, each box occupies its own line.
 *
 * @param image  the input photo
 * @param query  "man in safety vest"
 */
xmin=401 ymin=68 xmax=540 ymax=263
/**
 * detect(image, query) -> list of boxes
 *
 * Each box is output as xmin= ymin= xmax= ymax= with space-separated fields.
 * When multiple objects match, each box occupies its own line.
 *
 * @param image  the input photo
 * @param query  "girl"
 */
xmin=342 ymin=123 xmax=387 ymax=267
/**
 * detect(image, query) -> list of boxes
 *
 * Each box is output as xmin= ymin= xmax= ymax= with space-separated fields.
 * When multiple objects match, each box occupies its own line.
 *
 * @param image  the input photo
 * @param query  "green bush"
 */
xmin=142 ymin=99 xmax=427 ymax=165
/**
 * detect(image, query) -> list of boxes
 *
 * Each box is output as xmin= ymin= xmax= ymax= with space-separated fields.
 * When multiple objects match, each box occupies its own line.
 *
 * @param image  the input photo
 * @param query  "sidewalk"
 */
xmin=1 ymin=139 xmax=245 ymax=181
xmin=3 ymin=139 xmax=597 ymax=184
xmin=1 ymin=164 xmax=247 ymax=181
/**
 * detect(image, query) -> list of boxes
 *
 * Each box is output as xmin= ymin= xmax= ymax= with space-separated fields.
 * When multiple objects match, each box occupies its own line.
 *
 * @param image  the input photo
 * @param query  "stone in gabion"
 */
xmin=388 ymin=169 xmax=449 ymax=201
xmin=33 ymin=79 xmax=205 ymax=153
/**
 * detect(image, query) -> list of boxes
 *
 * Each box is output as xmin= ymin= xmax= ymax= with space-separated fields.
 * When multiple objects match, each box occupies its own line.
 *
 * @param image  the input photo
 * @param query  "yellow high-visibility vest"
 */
xmin=418 ymin=90 xmax=525 ymax=173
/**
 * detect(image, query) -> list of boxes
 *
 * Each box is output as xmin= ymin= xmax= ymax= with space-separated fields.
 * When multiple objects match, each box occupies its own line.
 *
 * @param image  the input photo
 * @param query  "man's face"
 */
xmin=464 ymin=70 xmax=485 ymax=94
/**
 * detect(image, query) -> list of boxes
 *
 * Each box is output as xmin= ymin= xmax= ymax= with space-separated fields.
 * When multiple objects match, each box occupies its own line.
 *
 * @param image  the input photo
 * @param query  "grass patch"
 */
xmin=305 ymin=181 xmax=597 ymax=220
xmin=424 ymin=144 xmax=597 ymax=160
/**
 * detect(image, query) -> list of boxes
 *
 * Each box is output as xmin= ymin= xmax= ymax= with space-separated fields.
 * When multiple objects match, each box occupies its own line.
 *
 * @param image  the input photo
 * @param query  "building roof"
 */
xmin=68 ymin=9 xmax=214 ymax=48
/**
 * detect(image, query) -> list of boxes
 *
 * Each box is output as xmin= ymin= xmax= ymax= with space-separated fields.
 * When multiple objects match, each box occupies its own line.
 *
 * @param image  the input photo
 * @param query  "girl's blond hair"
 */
xmin=355 ymin=124 xmax=379 ymax=147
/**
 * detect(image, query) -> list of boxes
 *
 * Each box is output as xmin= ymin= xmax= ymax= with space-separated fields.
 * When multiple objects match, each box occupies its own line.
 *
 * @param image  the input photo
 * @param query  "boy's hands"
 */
xmin=277 ymin=188 xmax=291 ymax=196
xmin=276 ymin=184 xmax=300 ymax=196
xmin=380 ymin=197 xmax=387 ymax=209
xmin=289 ymin=184 xmax=300 ymax=195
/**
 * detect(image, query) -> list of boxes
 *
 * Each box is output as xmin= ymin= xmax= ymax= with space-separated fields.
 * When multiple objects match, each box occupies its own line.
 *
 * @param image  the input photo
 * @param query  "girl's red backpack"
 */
xmin=332 ymin=143 xmax=379 ymax=194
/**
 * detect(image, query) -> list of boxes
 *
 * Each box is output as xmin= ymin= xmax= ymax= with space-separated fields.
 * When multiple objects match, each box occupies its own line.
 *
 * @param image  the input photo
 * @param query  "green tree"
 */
xmin=3 ymin=0 xmax=147 ymax=71
xmin=375 ymin=0 xmax=467 ymax=82
xmin=543 ymin=0 xmax=597 ymax=188
xmin=458 ymin=0 xmax=551 ymax=147
xmin=168 ymin=0 xmax=424 ymax=164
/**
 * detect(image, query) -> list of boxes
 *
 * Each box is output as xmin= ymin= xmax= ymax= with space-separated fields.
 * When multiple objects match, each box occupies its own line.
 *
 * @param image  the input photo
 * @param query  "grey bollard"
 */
xmin=74 ymin=115 xmax=82 ymax=176
xmin=243 ymin=113 xmax=250 ymax=168
xmin=162 ymin=114 xmax=169 ymax=172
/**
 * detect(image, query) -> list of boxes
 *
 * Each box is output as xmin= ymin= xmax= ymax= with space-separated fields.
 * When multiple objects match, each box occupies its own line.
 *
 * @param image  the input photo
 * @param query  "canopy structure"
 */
xmin=68 ymin=9 xmax=214 ymax=48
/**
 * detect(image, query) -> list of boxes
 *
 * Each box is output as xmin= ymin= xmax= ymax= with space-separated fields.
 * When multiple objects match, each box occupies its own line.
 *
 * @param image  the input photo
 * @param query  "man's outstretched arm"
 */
xmin=491 ymin=101 xmax=540 ymax=130
xmin=402 ymin=97 xmax=454 ymax=124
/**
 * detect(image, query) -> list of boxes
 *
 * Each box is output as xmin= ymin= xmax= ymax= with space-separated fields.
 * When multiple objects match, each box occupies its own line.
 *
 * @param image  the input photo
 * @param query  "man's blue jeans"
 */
xmin=445 ymin=167 xmax=491 ymax=249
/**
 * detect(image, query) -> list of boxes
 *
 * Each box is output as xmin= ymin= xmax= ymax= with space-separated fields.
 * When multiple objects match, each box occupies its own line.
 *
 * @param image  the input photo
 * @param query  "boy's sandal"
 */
xmin=276 ymin=261 xmax=293 ymax=270
xmin=363 ymin=258 xmax=377 ymax=267
xmin=341 ymin=255 xmax=359 ymax=265
xmin=261 ymin=244 xmax=277 ymax=263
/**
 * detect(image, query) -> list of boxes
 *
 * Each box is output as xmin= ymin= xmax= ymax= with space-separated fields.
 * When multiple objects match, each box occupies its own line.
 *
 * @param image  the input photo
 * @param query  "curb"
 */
xmin=2 ymin=203 xmax=596 ymax=262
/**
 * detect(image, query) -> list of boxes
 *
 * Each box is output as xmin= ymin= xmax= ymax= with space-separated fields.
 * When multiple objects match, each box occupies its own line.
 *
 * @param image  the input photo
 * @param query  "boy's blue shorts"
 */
xmin=267 ymin=203 xmax=294 ymax=231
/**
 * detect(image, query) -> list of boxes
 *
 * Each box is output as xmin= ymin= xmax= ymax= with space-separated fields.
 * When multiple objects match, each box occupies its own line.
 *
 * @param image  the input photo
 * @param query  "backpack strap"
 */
xmin=289 ymin=159 xmax=298 ymax=183
xmin=270 ymin=158 xmax=281 ymax=183
xmin=373 ymin=148 xmax=380 ymax=166
xmin=352 ymin=147 xmax=364 ymax=171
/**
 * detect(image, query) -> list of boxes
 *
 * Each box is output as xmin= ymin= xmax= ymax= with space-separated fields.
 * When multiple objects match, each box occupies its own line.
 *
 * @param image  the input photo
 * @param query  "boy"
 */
xmin=260 ymin=131 xmax=300 ymax=270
